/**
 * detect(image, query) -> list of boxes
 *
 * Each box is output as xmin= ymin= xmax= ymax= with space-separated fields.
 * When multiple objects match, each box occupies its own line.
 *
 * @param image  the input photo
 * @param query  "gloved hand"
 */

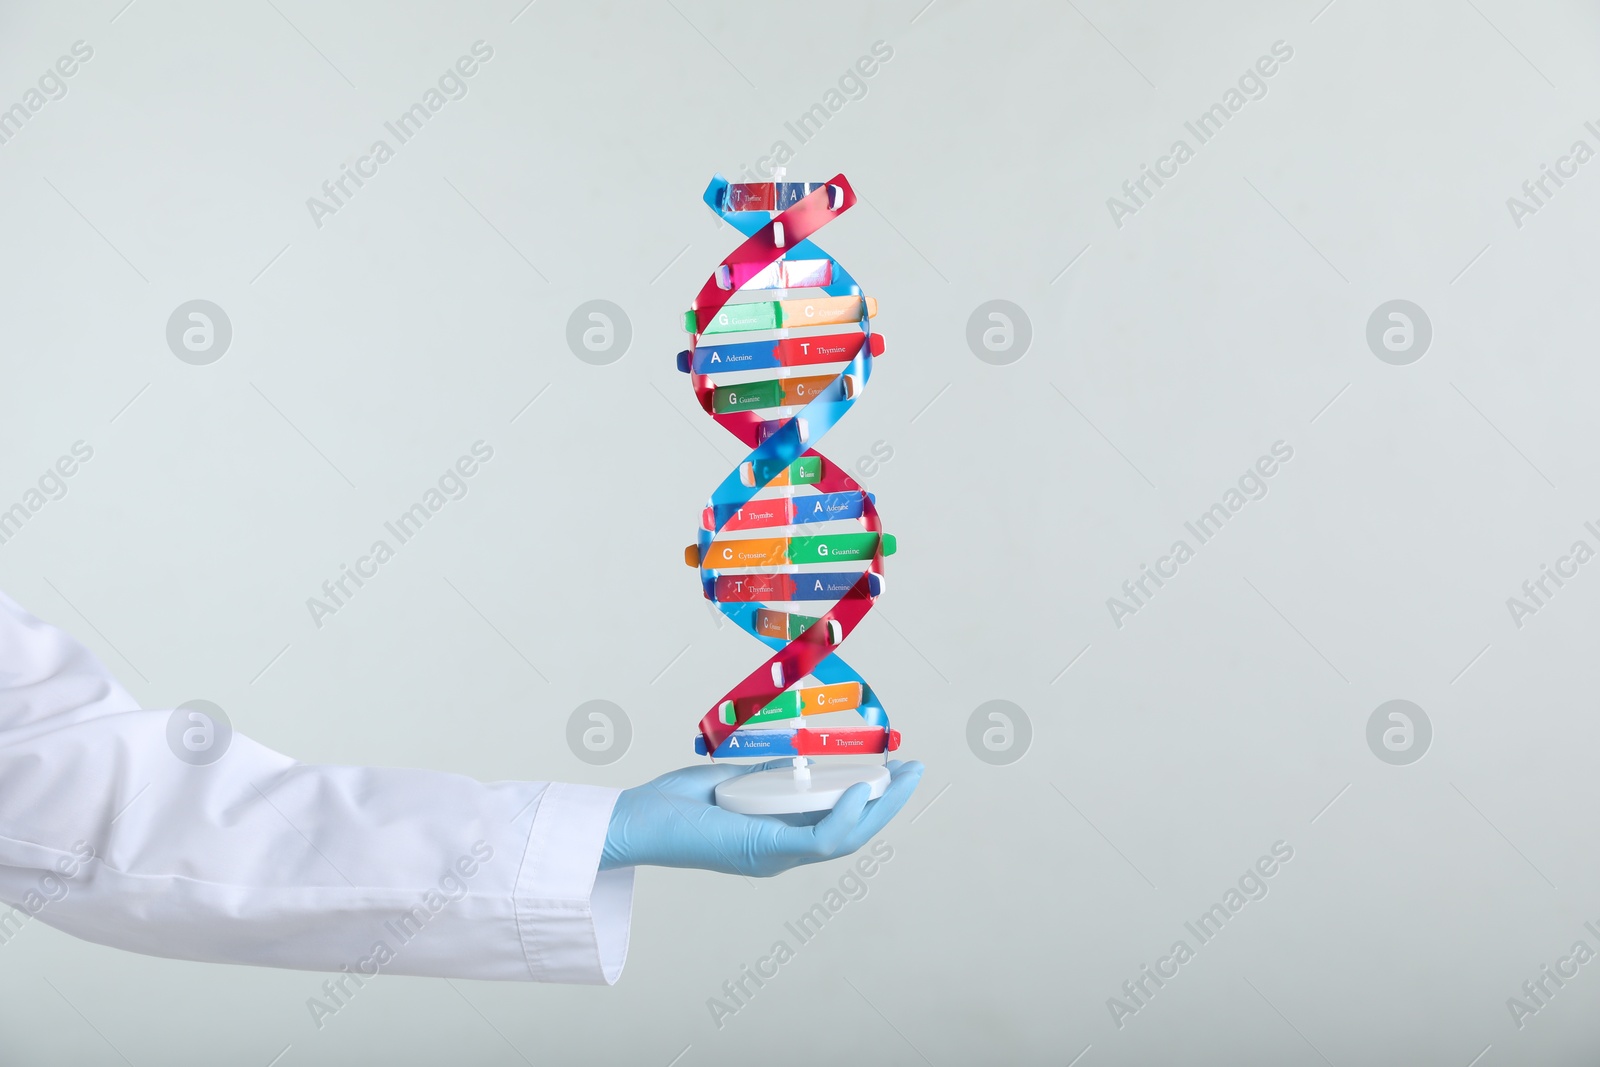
xmin=600 ymin=759 xmax=923 ymax=877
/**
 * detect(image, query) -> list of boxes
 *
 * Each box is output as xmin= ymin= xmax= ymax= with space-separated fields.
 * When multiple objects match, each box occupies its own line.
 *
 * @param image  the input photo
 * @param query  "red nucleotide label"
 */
xmin=714 ymin=573 xmax=793 ymax=602
xmin=773 ymin=333 xmax=877 ymax=366
xmin=791 ymin=728 xmax=901 ymax=754
xmin=724 ymin=184 xmax=776 ymax=212
xmin=703 ymin=499 xmax=792 ymax=531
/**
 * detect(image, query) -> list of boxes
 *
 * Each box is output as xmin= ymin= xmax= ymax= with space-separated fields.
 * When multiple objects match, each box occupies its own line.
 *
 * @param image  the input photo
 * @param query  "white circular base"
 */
xmin=715 ymin=763 xmax=890 ymax=815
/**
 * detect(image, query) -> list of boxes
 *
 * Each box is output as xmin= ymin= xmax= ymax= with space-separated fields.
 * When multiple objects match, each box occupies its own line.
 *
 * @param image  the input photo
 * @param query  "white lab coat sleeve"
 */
xmin=0 ymin=590 xmax=633 ymax=984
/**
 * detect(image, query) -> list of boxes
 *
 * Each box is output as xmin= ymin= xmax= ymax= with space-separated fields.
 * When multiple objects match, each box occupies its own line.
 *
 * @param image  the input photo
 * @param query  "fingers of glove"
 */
xmin=757 ymin=816 xmax=815 ymax=876
xmin=763 ymin=763 xmax=924 ymax=868
xmin=658 ymin=763 xmax=926 ymax=875
xmin=787 ymin=781 xmax=873 ymax=863
xmin=837 ymin=761 xmax=924 ymax=854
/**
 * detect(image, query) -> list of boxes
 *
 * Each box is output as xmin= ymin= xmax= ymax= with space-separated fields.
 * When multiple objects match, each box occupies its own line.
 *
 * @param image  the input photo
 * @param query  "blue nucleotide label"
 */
xmin=793 ymin=491 xmax=864 ymax=524
xmin=691 ymin=338 xmax=783 ymax=374
xmin=694 ymin=731 xmax=797 ymax=757
xmin=790 ymin=571 xmax=871 ymax=600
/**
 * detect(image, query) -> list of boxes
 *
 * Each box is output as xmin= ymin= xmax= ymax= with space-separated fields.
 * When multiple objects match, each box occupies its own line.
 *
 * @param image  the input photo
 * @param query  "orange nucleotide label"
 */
xmin=754 ymin=609 xmax=789 ymax=639
xmin=707 ymin=536 xmax=787 ymax=567
xmin=742 ymin=462 xmax=794 ymax=487
xmin=779 ymin=295 xmax=879 ymax=327
xmin=782 ymin=374 xmax=841 ymax=403
xmin=801 ymin=682 xmax=863 ymax=714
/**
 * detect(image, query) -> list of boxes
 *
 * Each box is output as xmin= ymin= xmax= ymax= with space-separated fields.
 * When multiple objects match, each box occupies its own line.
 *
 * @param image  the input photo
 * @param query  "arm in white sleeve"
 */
xmin=0 ymin=589 xmax=632 ymax=983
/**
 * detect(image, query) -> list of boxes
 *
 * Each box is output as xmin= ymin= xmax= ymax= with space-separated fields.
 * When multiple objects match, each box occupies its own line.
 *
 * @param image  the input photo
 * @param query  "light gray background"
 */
xmin=1 ymin=0 xmax=1597 ymax=1064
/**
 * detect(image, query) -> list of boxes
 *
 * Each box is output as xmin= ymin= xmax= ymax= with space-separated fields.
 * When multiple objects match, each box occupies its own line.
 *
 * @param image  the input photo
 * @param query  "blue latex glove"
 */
xmin=600 ymin=759 xmax=924 ymax=877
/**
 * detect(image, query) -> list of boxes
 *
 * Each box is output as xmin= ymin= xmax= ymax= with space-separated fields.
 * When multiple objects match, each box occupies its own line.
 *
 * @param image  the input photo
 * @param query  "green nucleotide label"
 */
xmin=790 ymin=456 xmax=823 ymax=484
xmin=713 ymin=379 xmax=782 ymax=413
xmin=719 ymin=691 xmax=802 ymax=725
xmin=749 ymin=455 xmax=823 ymax=487
xmin=786 ymin=612 xmax=821 ymax=638
xmin=695 ymin=301 xmax=780 ymax=335
xmin=789 ymin=533 xmax=880 ymax=564
xmin=744 ymin=692 xmax=801 ymax=724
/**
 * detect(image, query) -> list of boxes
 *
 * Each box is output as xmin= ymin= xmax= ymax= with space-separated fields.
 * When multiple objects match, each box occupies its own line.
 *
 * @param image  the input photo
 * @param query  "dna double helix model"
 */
xmin=677 ymin=172 xmax=901 ymax=813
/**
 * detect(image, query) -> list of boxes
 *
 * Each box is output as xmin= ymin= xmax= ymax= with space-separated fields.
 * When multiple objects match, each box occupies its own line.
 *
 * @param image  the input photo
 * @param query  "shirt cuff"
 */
xmin=514 ymin=782 xmax=634 ymax=984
